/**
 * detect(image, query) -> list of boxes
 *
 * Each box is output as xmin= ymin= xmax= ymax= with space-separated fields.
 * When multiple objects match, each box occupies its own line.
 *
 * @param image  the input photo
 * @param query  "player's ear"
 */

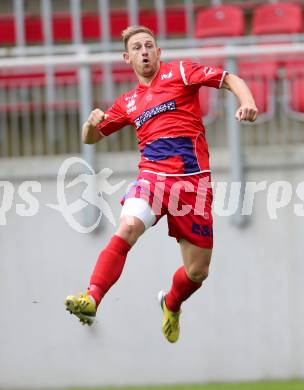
xmin=123 ymin=51 xmax=130 ymax=64
xmin=157 ymin=47 xmax=161 ymax=58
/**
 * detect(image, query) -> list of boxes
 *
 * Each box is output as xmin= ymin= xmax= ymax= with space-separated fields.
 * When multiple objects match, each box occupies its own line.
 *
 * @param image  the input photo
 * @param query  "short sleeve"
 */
xmin=179 ymin=60 xmax=227 ymax=89
xmin=97 ymin=99 xmax=130 ymax=136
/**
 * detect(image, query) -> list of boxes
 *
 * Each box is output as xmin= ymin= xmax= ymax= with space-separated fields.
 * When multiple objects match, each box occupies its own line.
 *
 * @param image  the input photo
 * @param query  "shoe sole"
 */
xmin=65 ymin=298 xmax=95 ymax=326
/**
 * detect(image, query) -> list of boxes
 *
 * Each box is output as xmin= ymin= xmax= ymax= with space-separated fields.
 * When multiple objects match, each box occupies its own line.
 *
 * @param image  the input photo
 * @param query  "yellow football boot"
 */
xmin=65 ymin=292 xmax=96 ymax=325
xmin=158 ymin=290 xmax=181 ymax=343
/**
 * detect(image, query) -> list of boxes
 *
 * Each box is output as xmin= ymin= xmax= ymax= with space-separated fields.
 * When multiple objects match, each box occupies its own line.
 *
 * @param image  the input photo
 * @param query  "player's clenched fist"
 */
xmin=235 ymin=104 xmax=258 ymax=122
xmin=87 ymin=108 xmax=109 ymax=127
xmin=82 ymin=109 xmax=108 ymax=144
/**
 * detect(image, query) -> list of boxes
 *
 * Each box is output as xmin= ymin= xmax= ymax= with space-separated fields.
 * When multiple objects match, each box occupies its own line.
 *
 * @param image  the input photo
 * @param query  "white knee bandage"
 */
xmin=120 ymin=198 xmax=157 ymax=230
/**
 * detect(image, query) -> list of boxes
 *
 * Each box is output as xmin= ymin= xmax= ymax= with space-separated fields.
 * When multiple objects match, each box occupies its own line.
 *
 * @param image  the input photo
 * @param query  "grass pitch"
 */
xmin=68 ymin=380 xmax=304 ymax=390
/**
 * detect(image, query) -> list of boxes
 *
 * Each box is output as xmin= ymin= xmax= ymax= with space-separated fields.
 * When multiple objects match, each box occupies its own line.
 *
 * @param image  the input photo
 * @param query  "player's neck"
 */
xmin=137 ymin=75 xmax=155 ymax=86
xmin=136 ymin=63 xmax=160 ymax=87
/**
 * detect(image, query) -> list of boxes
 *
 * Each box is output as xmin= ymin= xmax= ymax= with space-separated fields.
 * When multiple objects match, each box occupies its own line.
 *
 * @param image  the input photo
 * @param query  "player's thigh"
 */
xmin=179 ymin=238 xmax=212 ymax=283
xmin=166 ymin=171 xmax=214 ymax=249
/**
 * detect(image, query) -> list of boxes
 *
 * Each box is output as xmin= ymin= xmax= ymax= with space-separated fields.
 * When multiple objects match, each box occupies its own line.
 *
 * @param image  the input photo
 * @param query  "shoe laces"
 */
xmin=78 ymin=293 xmax=91 ymax=308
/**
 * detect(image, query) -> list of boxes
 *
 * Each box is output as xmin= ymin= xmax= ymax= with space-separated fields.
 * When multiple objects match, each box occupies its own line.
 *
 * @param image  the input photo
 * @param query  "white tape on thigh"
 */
xmin=120 ymin=198 xmax=156 ymax=229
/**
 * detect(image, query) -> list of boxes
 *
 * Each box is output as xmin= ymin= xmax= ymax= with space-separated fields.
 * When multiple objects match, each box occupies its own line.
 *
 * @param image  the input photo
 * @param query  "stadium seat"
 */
xmin=284 ymin=61 xmax=304 ymax=117
xmin=252 ymin=3 xmax=303 ymax=35
xmin=139 ymin=9 xmax=158 ymax=34
xmin=82 ymin=14 xmax=101 ymax=41
xmin=110 ymin=10 xmax=129 ymax=38
xmin=0 ymin=14 xmax=15 ymax=45
xmin=195 ymin=5 xmax=245 ymax=38
xmin=52 ymin=13 xmax=72 ymax=42
xmin=251 ymin=3 xmax=303 ymax=68
xmin=165 ymin=6 xmax=187 ymax=36
xmin=25 ymin=15 xmax=43 ymax=43
xmin=238 ymin=61 xmax=278 ymax=122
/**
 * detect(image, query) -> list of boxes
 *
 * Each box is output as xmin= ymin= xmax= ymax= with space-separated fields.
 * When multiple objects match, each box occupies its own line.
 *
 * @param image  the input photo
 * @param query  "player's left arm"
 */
xmin=221 ymin=73 xmax=258 ymax=122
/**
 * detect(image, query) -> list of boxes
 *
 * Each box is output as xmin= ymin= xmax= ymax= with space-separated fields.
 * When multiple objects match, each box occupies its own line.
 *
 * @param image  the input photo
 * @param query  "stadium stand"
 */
xmin=1 ymin=1 xmax=304 ymax=156
xmin=0 ymin=3 xmax=302 ymax=45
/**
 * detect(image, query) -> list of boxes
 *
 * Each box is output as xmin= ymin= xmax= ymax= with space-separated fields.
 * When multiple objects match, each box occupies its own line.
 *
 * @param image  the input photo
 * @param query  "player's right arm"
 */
xmin=82 ymin=109 xmax=108 ymax=144
xmin=82 ymin=98 xmax=130 ymax=144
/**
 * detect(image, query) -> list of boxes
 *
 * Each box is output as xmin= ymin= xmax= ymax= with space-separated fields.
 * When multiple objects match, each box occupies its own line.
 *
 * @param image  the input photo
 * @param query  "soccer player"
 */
xmin=65 ymin=25 xmax=258 ymax=343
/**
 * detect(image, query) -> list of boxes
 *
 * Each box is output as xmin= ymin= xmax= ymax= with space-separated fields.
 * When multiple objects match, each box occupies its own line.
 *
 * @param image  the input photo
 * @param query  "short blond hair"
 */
xmin=122 ymin=25 xmax=157 ymax=50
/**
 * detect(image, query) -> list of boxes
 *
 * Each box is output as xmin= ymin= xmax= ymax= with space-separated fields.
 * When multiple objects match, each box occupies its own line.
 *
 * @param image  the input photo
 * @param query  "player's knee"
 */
xmin=186 ymin=252 xmax=211 ymax=282
xmin=187 ymin=264 xmax=209 ymax=283
xmin=116 ymin=217 xmax=145 ymax=246
xmin=184 ymin=247 xmax=212 ymax=283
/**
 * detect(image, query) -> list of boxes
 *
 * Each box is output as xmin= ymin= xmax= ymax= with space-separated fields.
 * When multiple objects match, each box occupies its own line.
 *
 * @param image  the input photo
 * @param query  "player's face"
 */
xmin=124 ymin=33 xmax=161 ymax=78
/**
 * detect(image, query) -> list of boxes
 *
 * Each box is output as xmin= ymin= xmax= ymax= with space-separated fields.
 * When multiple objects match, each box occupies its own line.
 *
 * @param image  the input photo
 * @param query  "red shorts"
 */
xmin=121 ymin=171 xmax=213 ymax=249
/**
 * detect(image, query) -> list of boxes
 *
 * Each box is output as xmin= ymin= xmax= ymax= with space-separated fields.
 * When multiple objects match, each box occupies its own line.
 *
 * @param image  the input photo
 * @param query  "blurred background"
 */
xmin=0 ymin=0 xmax=304 ymax=389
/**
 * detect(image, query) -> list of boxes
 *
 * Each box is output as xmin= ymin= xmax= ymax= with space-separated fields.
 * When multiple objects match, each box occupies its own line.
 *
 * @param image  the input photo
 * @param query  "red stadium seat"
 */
xmin=82 ymin=13 xmax=101 ymax=41
xmin=285 ymin=61 xmax=304 ymax=115
xmin=52 ymin=13 xmax=72 ymax=41
xmin=252 ymin=3 xmax=303 ymax=35
xmin=238 ymin=61 xmax=278 ymax=120
xmin=0 ymin=14 xmax=15 ymax=45
xmin=165 ymin=6 xmax=187 ymax=36
xmin=110 ymin=10 xmax=129 ymax=38
xmin=195 ymin=5 xmax=245 ymax=38
xmin=25 ymin=15 xmax=43 ymax=43
xmin=251 ymin=3 xmax=303 ymax=68
xmin=139 ymin=9 xmax=158 ymax=33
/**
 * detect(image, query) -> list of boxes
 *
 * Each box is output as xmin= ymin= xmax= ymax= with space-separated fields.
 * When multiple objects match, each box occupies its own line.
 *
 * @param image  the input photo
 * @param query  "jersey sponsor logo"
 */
xmin=134 ymin=99 xmax=176 ymax=129
xmin=127 ymin=99 xmax=135 ymax=108
xmin=126 ymin=99 xmax=137 ymax=114
xmin=160 ymin=70 xmax=173 ymax=80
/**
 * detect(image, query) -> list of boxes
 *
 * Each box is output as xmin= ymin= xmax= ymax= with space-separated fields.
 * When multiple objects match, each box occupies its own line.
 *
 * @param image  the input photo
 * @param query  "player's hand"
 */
xmin=235 ymin=104 xmax=258 ymax=122
xmin=86 ymin=109 xmax=109 ymax=127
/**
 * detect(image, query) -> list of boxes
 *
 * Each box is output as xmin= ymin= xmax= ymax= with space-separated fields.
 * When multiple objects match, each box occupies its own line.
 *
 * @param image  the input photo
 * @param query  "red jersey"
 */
xmin=98 ymin=60 xmax=226 ymax=176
